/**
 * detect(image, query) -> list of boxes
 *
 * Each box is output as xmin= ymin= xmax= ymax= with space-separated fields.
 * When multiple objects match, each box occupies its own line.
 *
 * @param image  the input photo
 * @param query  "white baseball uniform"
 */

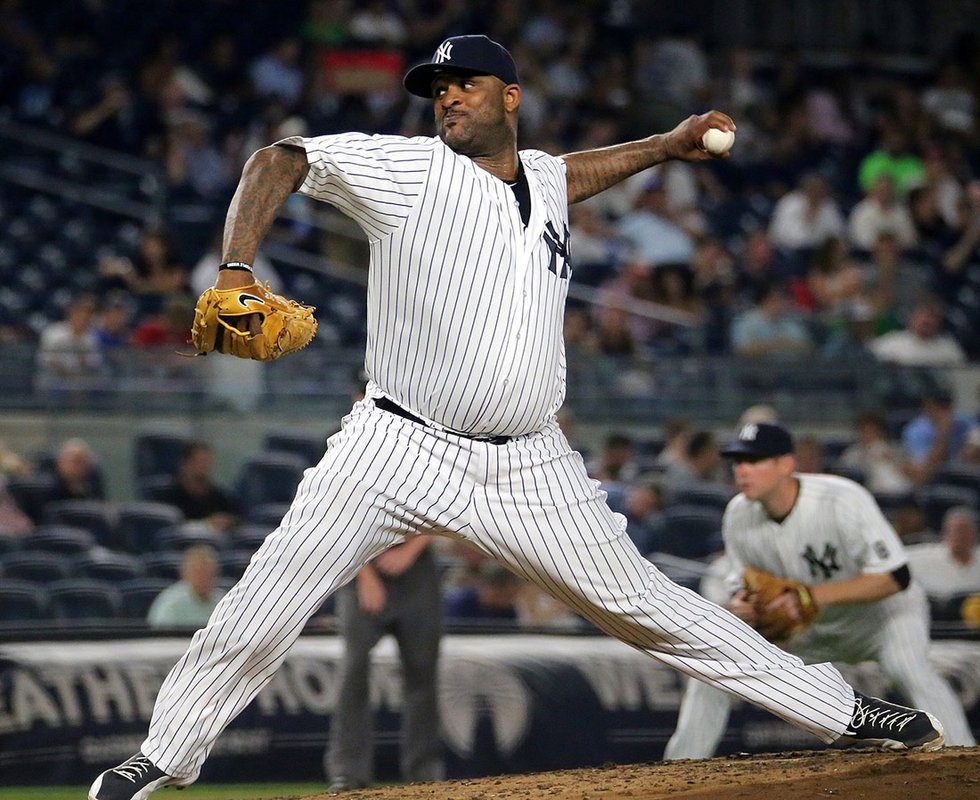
xmin=140 ymin=134 xmax=861 ymax=783
xmin=665 ymin=473 xmax=975 ymax=759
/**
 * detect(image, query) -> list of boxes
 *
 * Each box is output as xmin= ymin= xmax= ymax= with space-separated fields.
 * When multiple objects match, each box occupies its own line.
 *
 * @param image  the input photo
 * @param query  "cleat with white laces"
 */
xmin=837 ymin=692 xmax=946 ymax=752
xmin=88 ymin=752 xmax=189 ymax=800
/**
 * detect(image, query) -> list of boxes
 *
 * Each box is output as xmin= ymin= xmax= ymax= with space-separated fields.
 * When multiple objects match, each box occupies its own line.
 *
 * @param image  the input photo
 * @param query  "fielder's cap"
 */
xmin=721 ymin=422 xmax=795 ymax=459
xmin=404 ymin=35 xmax=519 ymax=98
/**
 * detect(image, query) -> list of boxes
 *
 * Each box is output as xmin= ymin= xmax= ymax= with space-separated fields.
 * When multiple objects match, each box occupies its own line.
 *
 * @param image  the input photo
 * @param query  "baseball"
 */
xmin=702 ymin=127 xmax=735 ymax=155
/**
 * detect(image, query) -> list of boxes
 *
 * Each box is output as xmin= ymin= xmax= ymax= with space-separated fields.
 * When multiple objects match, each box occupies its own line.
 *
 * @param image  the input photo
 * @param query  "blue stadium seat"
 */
xmin=658 ymin=505 xmax=725 ymax=560
xmin=917 ymin=484 xmax=980 ymax=531
xmin=263 ymin=428 xmax=326 ymax=468
xmin=5 ymin=473 xmax=59 ymax=523
xmin=23 ymin=525 xmax=96 ymax=554
xmin=115 ymin=501 xmax=185 ymax=553
xmin=71 ymin=549 xmax=146 ymax=582
xmin=48 ymin=578 xmax=124 ymax=621
xmin=42 ymin=500 xmax=119 ymax=549
xmin=142 ymin=551 xmax=184 ymax=580
xmin=236 ymin=453 xmax=307 ymax=514
xmin=119 ymin=577 xmax=173 ymax=619
xmin=1 ymin=550 xmax=74 ymax=582
xmin=669 ymin=482 xmax=735 ymax=512
xmin=246 ymin=503 xmax=291 ymax=526
xmin=0 ymin=579 xmax=51 ymax=622
xmin=231 ymin=524 xmax=274 ymax=551
xmin=220 ymin=549 xmax=255 ymax=581
xmin=154 ymin=523 xmax=223 ymax=552
xmin=133 ymin=428 xmax=192 ymax=484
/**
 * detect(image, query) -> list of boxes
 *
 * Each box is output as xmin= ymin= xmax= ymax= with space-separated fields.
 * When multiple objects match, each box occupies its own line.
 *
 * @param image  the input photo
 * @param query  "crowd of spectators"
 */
xmin=0 ymin=1 xmax=979 ymax=368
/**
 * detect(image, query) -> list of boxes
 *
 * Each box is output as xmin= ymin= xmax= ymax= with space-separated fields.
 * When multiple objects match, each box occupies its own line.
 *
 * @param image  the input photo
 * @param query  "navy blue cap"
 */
xmin=721 ymin=422 xmax=795 ymax=458
xmin=404 ymin=35 xmax=519 ymax=98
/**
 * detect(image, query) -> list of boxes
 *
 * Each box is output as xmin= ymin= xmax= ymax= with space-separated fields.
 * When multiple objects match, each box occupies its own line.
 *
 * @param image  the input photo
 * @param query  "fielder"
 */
xmin=665 ymin=421 xmax=975 ymax=760
xmin=91 ymin=35 xmax=946 ymax=800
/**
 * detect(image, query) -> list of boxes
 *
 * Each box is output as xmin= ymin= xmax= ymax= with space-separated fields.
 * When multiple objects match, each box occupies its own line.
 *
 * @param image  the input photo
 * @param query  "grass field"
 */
xmin=0 ymin=785 xmax=321 ymax=800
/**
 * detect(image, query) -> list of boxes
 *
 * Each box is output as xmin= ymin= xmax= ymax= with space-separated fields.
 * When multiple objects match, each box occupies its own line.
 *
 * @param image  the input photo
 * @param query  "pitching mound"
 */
xmin=303 ymin=746 xmax=980 ymax=800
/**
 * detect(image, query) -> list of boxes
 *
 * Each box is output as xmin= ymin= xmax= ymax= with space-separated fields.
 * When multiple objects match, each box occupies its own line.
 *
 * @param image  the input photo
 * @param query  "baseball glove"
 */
xmin=742 ymin=566 xmax=819 ymax=641
xmin=190 ymin=281 xmax=317 ymax=361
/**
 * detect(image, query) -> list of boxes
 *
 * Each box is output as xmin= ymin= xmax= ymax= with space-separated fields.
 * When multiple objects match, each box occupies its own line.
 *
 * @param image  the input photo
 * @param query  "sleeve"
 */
xmin=834 ymin=480 xmax=907 ymax=574
xmin=278 ymin=133 xmax=432 ymax=241
xmin=720 ymin=502 xmax=748 ymax=596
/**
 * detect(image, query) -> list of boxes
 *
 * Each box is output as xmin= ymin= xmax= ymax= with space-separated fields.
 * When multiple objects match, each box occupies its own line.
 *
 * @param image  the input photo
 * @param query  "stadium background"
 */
xmin=1 ymin=0 xmax=979 ymax=792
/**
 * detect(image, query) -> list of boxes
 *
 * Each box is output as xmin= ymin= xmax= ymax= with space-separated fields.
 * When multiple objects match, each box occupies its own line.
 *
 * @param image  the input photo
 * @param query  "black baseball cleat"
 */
xmin=88 ymin=752 xmax=189 ymax=800
xmin=837 ymin=692 xmax=946 ymax=752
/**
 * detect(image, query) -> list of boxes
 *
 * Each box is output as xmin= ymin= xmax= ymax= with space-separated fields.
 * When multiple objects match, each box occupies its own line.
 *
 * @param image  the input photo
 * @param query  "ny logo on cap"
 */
xmin=434 ymin=41 xmax=453 ymax=63
xmin=739 ymin=423 xmax=758 ymax=441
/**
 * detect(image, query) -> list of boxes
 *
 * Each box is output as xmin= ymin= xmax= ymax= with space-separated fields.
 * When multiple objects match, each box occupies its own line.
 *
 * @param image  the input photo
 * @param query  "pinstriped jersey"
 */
xmin=722 ymin=473 xmax=915 ymax=652
xmin=282 ymin=133 xmax=572 ymax=437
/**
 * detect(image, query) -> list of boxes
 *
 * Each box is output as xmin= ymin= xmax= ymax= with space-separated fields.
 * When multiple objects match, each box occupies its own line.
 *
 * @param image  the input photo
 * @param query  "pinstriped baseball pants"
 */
xmin=142 ymin=399 xmax=855 ymax=781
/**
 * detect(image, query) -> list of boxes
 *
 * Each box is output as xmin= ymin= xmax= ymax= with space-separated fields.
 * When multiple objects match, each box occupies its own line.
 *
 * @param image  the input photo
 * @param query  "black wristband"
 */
xmin=218 ymin=261 xmax=253 ymax=273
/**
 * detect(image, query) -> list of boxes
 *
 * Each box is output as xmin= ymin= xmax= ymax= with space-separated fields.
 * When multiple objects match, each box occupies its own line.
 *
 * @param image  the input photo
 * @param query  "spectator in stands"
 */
xmin=654 ymin=416 xmax=694 ymax=469
xmin=155 ymin=441 xmax=240 ymax=533
xmin=68 ymin=72 xmax=157 ymax=154
xmin=622 ymin=478 xmax=666 ymax=553
xmin=730 ymin=282 xmax=814 ymax=358
xmin=848 ymin=173 xmax=918 ymax=252
xmin=249 ymin=36 xmax=304 ymax=108
xmin=906 ymin=506 xmax=980 ymax=620
xmin=438 ymin=538 xmax=489 ymax=592
xmin=901 ymin=388 xmax=976 ymax=486
xmin=804 ymin=236 xmax=867 ymax=316
xmin=0 ymin=479 xmax=34 ymax=539
xmin=92 ymin=292 xmax=134 ymax=375
xmin=839 ymin=410 xmax=914 ymax=494
xmin=615 ymin=176 xmax=694 ymax=267
xmin=587 ymin=433 xmax=640 ymax=483
xmin=953 ymin=426 xmax=980 ymax=471
xmin=793 ymin=434 xmax=826 ymax=473
xmin=857 ymin=124 xmax=924 ymax=196
xmin=47 ymin=437 xmax=104 ymax=503
xmin=767 ymin=172 xmax=846 ymax=256
xmin=868 ymin=297 xmax=966 ymax=368
xmin=0 ymin=441 xmax=31 ymax=478
xmin=99 ymin=228 xmax=189 ymax=314
xmin=663 ymin=429 xmax=725 ymax=499
xmin=35 ymin=294 xmax=104 ymax=391
xmin=147 ymin=545 xmax=226 ymax=629
xmin=443 ymin=562 xmax=522 ymax=624
xmin=163 ymin=110 xmax=234 ymax=199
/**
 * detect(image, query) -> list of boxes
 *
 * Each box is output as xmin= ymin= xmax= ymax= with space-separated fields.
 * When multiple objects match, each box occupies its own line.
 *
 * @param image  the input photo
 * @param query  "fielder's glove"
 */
xmin=190 ymin=281 xmax=317 ymax=361
xmin=742 ymin=566 xmax=819 ymax=642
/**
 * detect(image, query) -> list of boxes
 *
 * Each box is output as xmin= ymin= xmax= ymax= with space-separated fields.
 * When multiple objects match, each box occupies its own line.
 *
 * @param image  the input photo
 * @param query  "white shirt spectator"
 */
xmin=906 ymin=542 xmax=980 ymax=600
xmin=768 ymin=188 xmax=845 ymax=251
xmin=869 ymin=328 xmax=966 ymax=367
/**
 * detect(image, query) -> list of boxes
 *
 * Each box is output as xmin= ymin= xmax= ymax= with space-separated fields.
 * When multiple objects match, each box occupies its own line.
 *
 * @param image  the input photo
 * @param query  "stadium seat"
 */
xmin=42 ymin=499 xmax=119 ymax=549
xmin=142 ymin=550 xmax=184 ymax=580
xmin=48 ymin=578 xmax=124 ymax=620
xmin=0 ymin=550 xmax=74 ymax=582
xmin=263 ymin=427 xmax=326 ymax=467
xmin=5 ymin=473 xmax=59 ymax=523
xmin=119 ymin=577 xmax=173 ymax=619
xmin=71 ymin=549 xmax=146 ymax=581
xmin=246 ymin=503 xmax=290 ymax=526
xmin=930 ymin=467 xmax=980 ymax=496
xmin=658 ymin=505 xmax=725 ymax=560
xmin=235 ymin=453 xmax=308 ymax=514
xmin=154 ymin=522 xmax=223 ymax=552
xmin=669 ymin=482 xmax=735 ymax=512
xmin=231 ymin=524 xmax=274 ymax=551
xmin=220 ymin=548 xmax=255 ymax=580
xmin=0 ymin=579 xmax=51 ymax=622
xmin=23 ymin=524 xmax=96 ymax=554
xmin=115 ymin=501 xmax=185 ymax=552
xmin=133 ymin=427 xmax=192 ymax=484
xmin=917 ymin=484 xmax=980 ymax=531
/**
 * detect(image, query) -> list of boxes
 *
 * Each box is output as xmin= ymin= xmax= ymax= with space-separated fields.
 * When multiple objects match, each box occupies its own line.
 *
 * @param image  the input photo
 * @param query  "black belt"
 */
xmin=374 ymin=397 xmax=513 ymax=445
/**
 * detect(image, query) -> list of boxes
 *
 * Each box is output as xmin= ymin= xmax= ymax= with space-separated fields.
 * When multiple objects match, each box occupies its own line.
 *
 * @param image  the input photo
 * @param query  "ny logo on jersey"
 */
xmin=434 ymin=41 xmax=453 ymax=63
xmin=801 ymin=543 xmax=840 ymax=580
xmin=543 ymin=221 xmax=572 ymax=279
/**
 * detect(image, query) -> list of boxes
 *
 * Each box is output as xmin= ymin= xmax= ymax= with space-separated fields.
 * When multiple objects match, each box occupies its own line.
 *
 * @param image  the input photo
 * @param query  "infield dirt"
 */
xmin=300 ymin=746 xmax=980 ymax=800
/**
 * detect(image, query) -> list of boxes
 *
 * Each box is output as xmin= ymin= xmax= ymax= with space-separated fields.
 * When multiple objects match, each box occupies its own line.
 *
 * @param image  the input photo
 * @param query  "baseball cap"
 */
xmin=404 ymin=35 xmax=519 ymax=98
xmin=721 ymin=422 xmax=795 ymax=459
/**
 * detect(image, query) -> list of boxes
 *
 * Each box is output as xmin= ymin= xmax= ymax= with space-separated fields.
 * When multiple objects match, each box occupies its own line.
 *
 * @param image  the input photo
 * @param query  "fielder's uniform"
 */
xmin=665 ymin=474 xmax=975 ymax=759
xmin=140 ymin=134 xmax=863 ymax=782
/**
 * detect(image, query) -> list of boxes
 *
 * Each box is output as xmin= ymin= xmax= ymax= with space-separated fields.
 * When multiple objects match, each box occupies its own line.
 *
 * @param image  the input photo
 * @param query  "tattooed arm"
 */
xmin=562 ymin=111 xmax=735 ymax=205
xmin=215 ymin=143 xmax=310 ymax=290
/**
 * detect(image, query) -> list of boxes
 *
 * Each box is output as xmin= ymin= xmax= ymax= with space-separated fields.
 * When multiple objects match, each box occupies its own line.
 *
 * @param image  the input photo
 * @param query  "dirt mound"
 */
xmin=304 ymin=746 xmax=980 ymax=800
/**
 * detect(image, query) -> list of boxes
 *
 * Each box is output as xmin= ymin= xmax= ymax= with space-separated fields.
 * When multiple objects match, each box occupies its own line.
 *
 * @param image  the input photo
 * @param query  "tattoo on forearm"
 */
xmin=223 ymin=145 xmax=309 ymax=263
xmin=563 ymin=135 xmax=672 ymax=204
